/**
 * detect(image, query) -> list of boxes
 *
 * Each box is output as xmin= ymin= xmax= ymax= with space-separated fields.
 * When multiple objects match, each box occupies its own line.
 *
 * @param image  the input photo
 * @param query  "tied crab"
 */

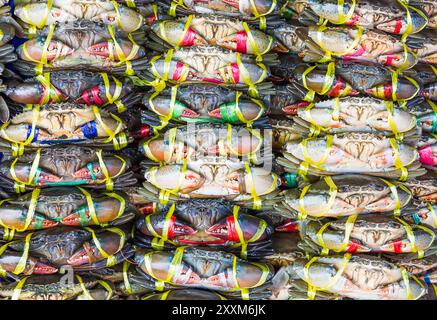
xmin=0 ymin=186 xmax=138 ymax=231
xmin=4 ymin=71 xmax=141 ymax=113
xmin=148 ymin=14 xmax=288 ymax=56
xmin=271 ymin=253 xmax=428 ymax=300
xmin=298 ymin=214 xmax=436 ymax=256
xmin=14 ymin=21 xmax=148 ymax=77
xmin=0 ymin=146 xmax=135 ymax=192
xmin=272 ymin=57 xmax=423 ymax=102
xmin=0 ymin=274 xmax=114 ymax=300
xmin=138 ymin=46 xmax=277 ymax=94
xmin=134 ymin=199 xmax=274 ymax=258
xmin=134 ymin=247 xmax=274 ymax=297
xmin=140 ymin=161 xmax=281 ymax=208
xmin=274 ymin=174 xmax=412 ymax=219
xmin=282 ymin=0 xmax=429 ymax=37
xmin=157 ymin=0 xmax=281 ymax=20
xmin=281 ymin=96 xmax=419 ymax=139
xmin=407 ymin=29 xmax=437 ymax=65
xmin=139 ymin=123 xmax=271 ymax=165
xmin=0 ymin=103 xmax=132 ymax=151
xmin=13 ymin=0 xmax=150 ymax=33
xmin=6 ymin=226 xmax=135 ymax=270
xmin=141 ymin=83 xmax=300 ymax=128
xmin=278 ymin=132 xmax=425 ymax=180
xmin=271 ymin=23 xmax=419 ymax=69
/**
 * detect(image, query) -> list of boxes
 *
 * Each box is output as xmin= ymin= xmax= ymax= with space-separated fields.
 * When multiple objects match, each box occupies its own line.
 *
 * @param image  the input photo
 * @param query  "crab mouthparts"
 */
xmin=34 ymin=262 xmax=58 ymax=274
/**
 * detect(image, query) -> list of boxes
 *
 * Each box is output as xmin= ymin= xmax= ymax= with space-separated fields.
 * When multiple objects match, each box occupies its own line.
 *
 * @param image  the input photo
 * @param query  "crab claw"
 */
xmin=17 ymin=39 xmax=74 ymax=62
xmin=87 ymin=41 xmax=145 ymax=61
xmin=151 ymin=20 xmax=208 ymax=47
xmin=136 ymin=214 xmax=196 ymax=239
xmin=33 ymin=260 xmax=59 ymax=274
xmin=61 ymin=198 xmax=125 ymax=226
xmin=208 ymin=100 xmax=264 ymax=123
xmin=376 ymin=13 xmax=428 ymax=36
xmin=275 ymin=220 xmax=299 ymax=233
xmin=281 ymin=101 xmax=311 ymax=115
xmin=144 ymin=95 xmax=200 ymax=119
xmin=206 ymin=213 xmax=271 ymax=243
xmin=67 ymin=231 xmax=125 ymax=266
xmin=365 ymin=78 xmax=420 ymax=100
xmin=0 ymin=207 xmax=58 ymax=231
xmin=145 ymin=165 xmax=206 ymax=193
xmin=142 ymin=138 xmax=195 ymax=163
xmin=378 ymin=52 xmax=418 ymax=70
xmin=217 ymin=31 xmax=287 ymax=55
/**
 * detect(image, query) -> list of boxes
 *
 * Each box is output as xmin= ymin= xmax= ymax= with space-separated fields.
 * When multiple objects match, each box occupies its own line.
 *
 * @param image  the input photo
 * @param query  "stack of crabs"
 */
xmin=0 ymin=0 xmax=435 ymax=301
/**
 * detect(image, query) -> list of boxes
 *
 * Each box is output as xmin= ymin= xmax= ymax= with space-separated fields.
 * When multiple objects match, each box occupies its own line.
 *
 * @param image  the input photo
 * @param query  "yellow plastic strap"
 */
xmin=21 ymin=24 xmax=55 ymax=72
xmin=315 ymin=25 xmax=363 ymax=58
xmin=1 ymin=105 xmax=40 ymax=149
xmin=84 ymin=227 xmax=126 ymax=267
xmin=146 ymin=203 xmax=176 ymax=249
xmin=0 ymin=189 xmax=39 ymax=232
xmin=303 ymin=253 xmax=351 ymax=297
xmin=302 ymin=62 xmax=335 ymax=95
xmin=394 ymin=217 xmax=421 ymax=257
xmin=401 ymin=268 xmax=413 ymax=300
xmin=242 ymin=22 xmax=272 ymax=60
xmin=235 ymin=53 xmax=266 ymax=96
xmin=112 ymin=1 xmax=143 ymax=32
xmin=122 ymin=260 xmax=133 ymax=295
xmin=10 ymin=149 xmax=41 ymax=187
xmin=232 ymin=206 xmax=267 ymax=259
xmin=100 ymin=73 xmax=123 ymax=106
xmin=298 ymin=176 xmax=337 ymax=220
xmin=143 ymin=246 xmax=185 ymax=285
xmin=36 ymin=73 xmax=62 ymax=104
xmin=92 ymin=106 xmax=125 ymax=149
xmin=301 ymin=135 xmax=333 ymax=168
xmin=22 ymin=0 xmax=53 ymax=30
xmin=95 ymin=149 xmax=125 ymax=190
xmin=381 ymin=179 xmax=407 ymax=216
xmin=389 ymin=138 xmax=408 ymax=181
xmin=107 ymin=25 xmax=139 ymax=75
xmin=125 ymin=0 xmax=136 ymax=8
xmin=249 ymin=0 xmax=277 ymax=18
xmin=426 ymin=203 xmax=437 ymax=229
xmin=11 ymin=276 xmax=29 ymax=300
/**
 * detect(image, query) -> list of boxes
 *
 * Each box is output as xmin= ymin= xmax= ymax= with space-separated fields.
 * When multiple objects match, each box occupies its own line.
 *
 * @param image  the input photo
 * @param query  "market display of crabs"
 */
xmin=0 ymin=0 xmax=435 ymax=301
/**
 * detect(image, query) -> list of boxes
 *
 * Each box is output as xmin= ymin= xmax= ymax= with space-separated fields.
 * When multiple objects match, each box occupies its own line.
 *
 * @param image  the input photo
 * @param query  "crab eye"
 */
xmin=105 ymin=15 xmax=117 ymax=23
xmin=51 ymin=10 xmax=62 ymax=18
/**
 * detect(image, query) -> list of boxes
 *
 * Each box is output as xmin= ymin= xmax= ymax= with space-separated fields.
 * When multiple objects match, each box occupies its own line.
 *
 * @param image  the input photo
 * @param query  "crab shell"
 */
xmin=135 ymin=247 xmax=274 ymax=291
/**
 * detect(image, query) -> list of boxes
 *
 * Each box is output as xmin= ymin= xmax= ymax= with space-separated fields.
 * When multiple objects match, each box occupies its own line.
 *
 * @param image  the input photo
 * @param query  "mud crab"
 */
xmin=148 ymin=14 xmax=288 ymax=56
xmin=140 ymin=161 xmax=281 ymax=209
xmin=134 ymin=247 xmax=274 ymax=296
xmin=274 ymin=175 xmax=412 ymax=219
xmin=14 ymin=20 xmax=148 ymax=76
xmin=0 ymin=146 xmax=135 ymax=192
xmin=13 ymin=0 xmax=151 ymax=33
xmin=0 ymin=103 xmax=133 ymax=152
xmin=138 ymin=46 xmax=277 ymax=95
xmin=283 ymin=0 xmax=429 ymax=38
xmin=140 ymin=83 xmax=300 ymax=128
xmin=0 ymin=186 xmax=138 ymax=231
xmin=280 ymin=96 xmax=419 ymax=139
xmin=271 ymin=253 xmax=428 ymax=300
xmin=273 ymin=57 xmax=424 ymax=102
xmin=298 ymin=214 xmax=435 ymax=256
xmin=278 ymin=132 xmax=425 ymax=180
xmin=7 ymin=226 xmax=134 ymax=270
xmin=139 ymin=123 xmax=272 ymax=166
xmin=134 ymin=199 xmax=274 ymax=258
xmin=271 ymin=22 xmax=419 ymax=69
xmin=4 ymin=71 xmax=142 ymax=113
xmin=157 ymin=0 xmax=281 ymax=20
xmin=0 ymin=274 xmax=114 ymax=300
